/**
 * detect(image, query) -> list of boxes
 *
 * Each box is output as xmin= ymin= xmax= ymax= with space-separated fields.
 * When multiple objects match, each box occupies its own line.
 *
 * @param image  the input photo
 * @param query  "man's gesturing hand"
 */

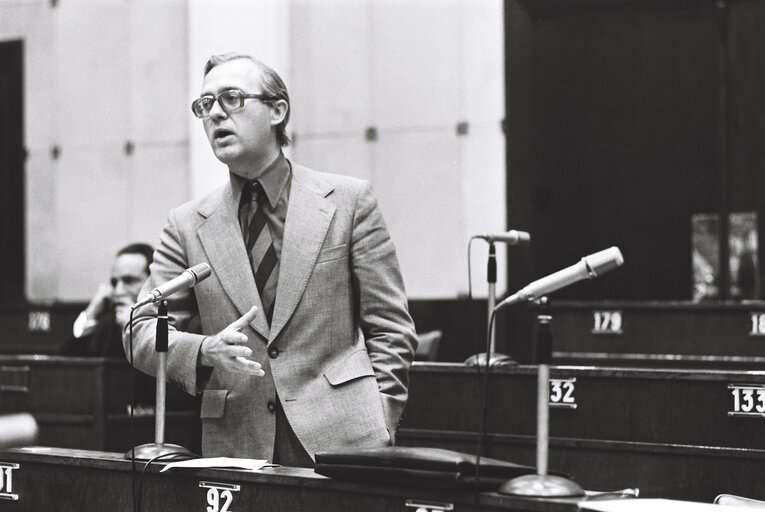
xmin=199 ymin=306 xmax=265 ymax=376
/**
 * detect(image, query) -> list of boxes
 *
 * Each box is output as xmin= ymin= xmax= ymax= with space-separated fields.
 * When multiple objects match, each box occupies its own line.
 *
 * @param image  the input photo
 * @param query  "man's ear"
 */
xmin=269 ymin=99 xmax=289 ymax=126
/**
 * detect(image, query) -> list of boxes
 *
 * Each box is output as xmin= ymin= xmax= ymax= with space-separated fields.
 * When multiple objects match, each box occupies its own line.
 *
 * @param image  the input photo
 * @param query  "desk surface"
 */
xmin=411 ymin=361 xmax=765 ymax=381
xmin=0 ymin=447 xmax=599 ymax=512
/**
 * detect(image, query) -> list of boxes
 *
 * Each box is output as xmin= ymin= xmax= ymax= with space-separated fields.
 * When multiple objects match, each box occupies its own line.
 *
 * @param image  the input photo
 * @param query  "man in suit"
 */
xmin=126 ymin=53 xmax=417 ymax=467
xmin=62 ymin=242 xmax=153 ymax=357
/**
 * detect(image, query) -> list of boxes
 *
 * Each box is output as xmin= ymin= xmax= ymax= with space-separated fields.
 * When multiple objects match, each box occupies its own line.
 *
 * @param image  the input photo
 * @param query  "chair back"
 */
xmin=414 ymin=330 xmax=443 ymax=361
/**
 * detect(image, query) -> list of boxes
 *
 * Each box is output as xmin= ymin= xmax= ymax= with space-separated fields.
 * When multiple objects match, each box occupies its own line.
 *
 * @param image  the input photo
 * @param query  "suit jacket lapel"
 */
xmin=269 ymin=168 xmax=336 ymax=343
xmin=197 ymin=183 xmax=270 ymax=339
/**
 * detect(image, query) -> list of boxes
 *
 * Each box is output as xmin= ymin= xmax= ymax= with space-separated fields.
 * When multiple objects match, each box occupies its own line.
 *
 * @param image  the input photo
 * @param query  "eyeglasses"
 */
xmin=191 ymin=89 xmax=275 ymax=118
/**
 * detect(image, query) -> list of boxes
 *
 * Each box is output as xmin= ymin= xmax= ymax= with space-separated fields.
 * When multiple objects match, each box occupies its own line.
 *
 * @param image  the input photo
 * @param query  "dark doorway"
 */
xmin=0 ymin=40 xmax=25 ymax=304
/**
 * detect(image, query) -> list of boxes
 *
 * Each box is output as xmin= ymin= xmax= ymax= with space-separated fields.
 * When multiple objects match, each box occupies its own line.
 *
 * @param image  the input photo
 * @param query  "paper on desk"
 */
xmin=580 ymin=498 xmax=746 ymax=512
xmin=160 ymin=457 xmax=272 ymax=472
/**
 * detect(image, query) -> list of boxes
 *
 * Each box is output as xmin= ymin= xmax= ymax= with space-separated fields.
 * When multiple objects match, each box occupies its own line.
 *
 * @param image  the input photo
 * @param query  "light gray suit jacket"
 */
xmin=125 ymin=164 xmax=417 ymax=460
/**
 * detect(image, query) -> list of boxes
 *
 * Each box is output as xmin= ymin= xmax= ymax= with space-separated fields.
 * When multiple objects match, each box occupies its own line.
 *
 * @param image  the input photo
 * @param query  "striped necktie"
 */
xmin=239 ymin=181 xmax=279 ymax=324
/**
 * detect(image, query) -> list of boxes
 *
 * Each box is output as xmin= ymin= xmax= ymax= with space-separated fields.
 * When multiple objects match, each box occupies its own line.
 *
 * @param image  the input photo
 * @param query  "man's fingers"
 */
xmin=226 ymin=305 xmax=259 ymax=332
xmin=233 ymin=346 xmax=254 ymax=359
xmin=221 ymin=330 xmax=248 ymax=345
xmin=234 ymin=356 xmax=261 ymax=369
xmin=234 ymin=356 xmax=265 ymax=376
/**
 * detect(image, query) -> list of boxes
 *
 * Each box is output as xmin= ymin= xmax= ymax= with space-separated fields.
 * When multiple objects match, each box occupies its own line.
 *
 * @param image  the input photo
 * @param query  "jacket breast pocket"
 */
xmin=200 ymin=389 xmax=229 ymax=419
xmin=324 ymin=349 xmax=375 ymax=386
xmin=316 ymin=244 xmax=348 ymax=264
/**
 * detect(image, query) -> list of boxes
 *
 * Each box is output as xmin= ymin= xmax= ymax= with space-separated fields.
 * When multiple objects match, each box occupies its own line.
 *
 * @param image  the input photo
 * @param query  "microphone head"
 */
xmin=189 ymin=262 xmax=212 ymax=283
xmin=477 ymin=230 xmax=531 ymax=245
xmin=583 ymin=246 xmax=624 ymax=277
xmin=509 ymin=230 xmax=531 ymax=244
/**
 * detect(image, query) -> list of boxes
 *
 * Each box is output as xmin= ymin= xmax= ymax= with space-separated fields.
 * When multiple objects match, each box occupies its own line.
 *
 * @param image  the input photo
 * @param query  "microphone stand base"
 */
xmin=464 ymin=352 xmax=517 ymax=367
xmin=498 ymin=474 xmax=585 ymax=497
xmin=125 ymin=443 xmax=197 ymax=462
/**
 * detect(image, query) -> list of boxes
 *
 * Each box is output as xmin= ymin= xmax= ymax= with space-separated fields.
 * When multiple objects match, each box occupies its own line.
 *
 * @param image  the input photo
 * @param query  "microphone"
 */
xmin=475 ymin=230 xmax=531 ymax=245
xmin=133 ymin=262 xmax=212 ymax=309
xmin=496 ymin=246 xmax=624 ymax=309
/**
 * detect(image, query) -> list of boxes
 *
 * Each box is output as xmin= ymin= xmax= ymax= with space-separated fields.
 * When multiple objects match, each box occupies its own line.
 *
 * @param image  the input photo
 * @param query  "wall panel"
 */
xmin=289 ymin=0 xmax=370 ymax=136
xmin=290 ymin=0 xmax=507 ymax=299
xmin=505 ymin=0 xmax=722 ymax=301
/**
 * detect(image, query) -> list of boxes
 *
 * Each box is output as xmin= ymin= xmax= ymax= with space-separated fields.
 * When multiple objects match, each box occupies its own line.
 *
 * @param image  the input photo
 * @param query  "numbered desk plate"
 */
xmin=592 ymin=310 xmax=623 ymax=335
xmin=405 ymin=499 xmax=454 ymax=511
xmin=728 ymin=383 xmax=765 ymax=417
xmin=749 ymin=313 xmax=765 ymax=337
xmin=199 ymin=481 xmax=240 ymax=512
xmin=549 ymin=378 xmax=577 ymax=409
xmin=0 ymin=463 xmax=20 ymax=501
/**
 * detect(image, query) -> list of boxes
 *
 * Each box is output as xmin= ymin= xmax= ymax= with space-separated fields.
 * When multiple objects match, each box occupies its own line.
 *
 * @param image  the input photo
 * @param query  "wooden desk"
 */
xmin=0 ymin=447 xmax=587 ymax=511
xmin=547 ymin=301 xmax=765 ymax=368
xmin=0 ymin=355 xmax=200 ymax=452
xmin=399 ymin=363 xmax=765 ymax=502
xmin=0 ymin=303 xmax=82 ymax=354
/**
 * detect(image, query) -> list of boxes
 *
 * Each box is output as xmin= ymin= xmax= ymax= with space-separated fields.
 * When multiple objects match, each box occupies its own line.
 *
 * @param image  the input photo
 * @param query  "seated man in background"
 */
xmin=60 ymin=243 xmax=154 ymax=357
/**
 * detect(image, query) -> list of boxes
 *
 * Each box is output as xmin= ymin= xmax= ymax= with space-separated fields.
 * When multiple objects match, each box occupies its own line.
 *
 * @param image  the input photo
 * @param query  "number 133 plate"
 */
xmin=728 ymin=384 xmax=765 ymax=417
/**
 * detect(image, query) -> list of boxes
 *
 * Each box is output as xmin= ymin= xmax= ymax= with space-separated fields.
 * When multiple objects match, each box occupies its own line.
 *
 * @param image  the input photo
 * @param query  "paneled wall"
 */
xmin=504 ymin=0 xmax=765 ymax=302
xmin=288 ymin=0 xmax=508 ymax=299
xmin=2 ymin=0 xmax=506 ymax=306
xmin=1 ymin=0 xmax=190 ymax=302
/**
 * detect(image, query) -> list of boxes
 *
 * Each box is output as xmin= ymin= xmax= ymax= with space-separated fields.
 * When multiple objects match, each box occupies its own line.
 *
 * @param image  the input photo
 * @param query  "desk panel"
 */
xmin=0 ymin=447 xmax=584 ymax=512
xmin=547 ymin=301 xmax=765 ymax=368
xmin=0 ymin=356 xmax=200 ymax=452
xmin=400 ymin=363 xmax=765 ymax=501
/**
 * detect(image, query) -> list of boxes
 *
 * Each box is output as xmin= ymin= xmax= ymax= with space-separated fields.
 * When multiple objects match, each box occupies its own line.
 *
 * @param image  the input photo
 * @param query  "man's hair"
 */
xmin=116 ymin=243 xmax=154 ymax=274
xmin=203 ymin=53 xmax=291 ymax=147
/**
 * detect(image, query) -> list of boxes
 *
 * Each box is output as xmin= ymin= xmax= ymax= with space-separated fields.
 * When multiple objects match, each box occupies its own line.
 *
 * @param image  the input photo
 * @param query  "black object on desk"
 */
xmin=315 ymin=446 xmax=545 ymax=490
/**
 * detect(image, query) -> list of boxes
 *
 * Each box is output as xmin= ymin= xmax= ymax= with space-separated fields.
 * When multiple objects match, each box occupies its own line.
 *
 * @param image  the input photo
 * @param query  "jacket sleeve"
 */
xmin=123 ymin=208 xmax=208 ymax=396
xmin=350 ymin=181 xmax=418 ymax=441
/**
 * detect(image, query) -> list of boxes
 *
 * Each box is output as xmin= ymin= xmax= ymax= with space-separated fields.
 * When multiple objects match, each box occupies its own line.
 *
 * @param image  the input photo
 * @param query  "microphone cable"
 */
xmin=136 ymin=451 xmax=199 ymax=512
xmin=467 ymin=237 xmax=488 ymax=508
xmin=473 ymin=308 xmax=499 ymax=512
xmin=467 ymin=236 xmax=500 ymax=511
xmin=128 ymin=302 xmax=200 ymax=512
xmin=128 ymin=308 xmax=137 ymax=512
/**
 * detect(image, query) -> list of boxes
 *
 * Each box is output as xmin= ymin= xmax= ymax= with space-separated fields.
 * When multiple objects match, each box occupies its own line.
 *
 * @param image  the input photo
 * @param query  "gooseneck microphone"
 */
xmin=132 ymin=262 xmax=212 ymax=309
xmin=474 ymin=230 xmax=531 ymax=245
xmin=495 ymin=246 xmax=624 ymax=310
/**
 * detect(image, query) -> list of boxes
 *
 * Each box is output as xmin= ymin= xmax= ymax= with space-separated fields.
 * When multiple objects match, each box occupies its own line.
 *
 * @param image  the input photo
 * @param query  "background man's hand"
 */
xmin=84 ymin=282 xmax=112 ymax=321
xmin=199 ymin=306 xmax=265 ymax=376
xmin=112 ymin=295 xmax=134 ymax=328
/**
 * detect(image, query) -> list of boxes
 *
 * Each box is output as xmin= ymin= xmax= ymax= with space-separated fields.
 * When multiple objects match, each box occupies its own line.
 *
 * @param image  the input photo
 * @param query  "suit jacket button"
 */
xmin=267 ymin=400 xmax=276 ymax=413
xmin=268 ymin=347 xmax=279 ymax=359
